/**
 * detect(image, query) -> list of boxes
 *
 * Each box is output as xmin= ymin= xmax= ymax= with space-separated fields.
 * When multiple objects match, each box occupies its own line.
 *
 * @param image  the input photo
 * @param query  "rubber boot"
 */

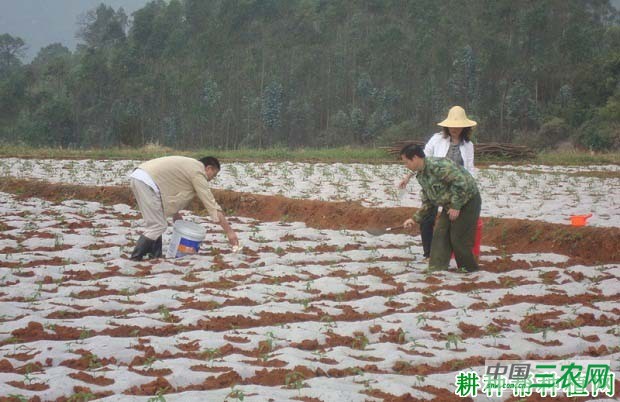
xmin=420 ymin=207 xmax=437 ymax=258
xmin=130 ymin=235 xmax=155 ymax=261
xmin=151 ymin=236 xmax=163 ymax=258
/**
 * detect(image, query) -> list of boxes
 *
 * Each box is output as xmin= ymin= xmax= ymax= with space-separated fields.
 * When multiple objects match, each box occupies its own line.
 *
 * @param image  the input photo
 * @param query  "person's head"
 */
xmin=399 ymin=144 xmax=425 ymax=172
xmin=437 ymin=106 xmax=476 ymax=143
xmin=442 ymin=126 xmax=473 ymax=143
xmin=199 ymin=156 xmax=221 ymax=181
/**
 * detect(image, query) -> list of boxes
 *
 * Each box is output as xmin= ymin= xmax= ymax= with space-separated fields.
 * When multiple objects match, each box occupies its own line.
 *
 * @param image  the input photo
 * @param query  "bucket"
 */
xmin=473 ymin=218 xmax=483 ymax=257
xmin=166 ymin=220 xmax=206 ymax=258
xmin=569 ymin=213 xmax=592 ymax=227
xmin=451 ymin=218 xmax=483 ymax=259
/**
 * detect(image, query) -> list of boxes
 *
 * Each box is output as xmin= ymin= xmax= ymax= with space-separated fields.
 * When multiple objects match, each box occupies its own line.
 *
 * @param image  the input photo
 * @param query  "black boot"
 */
xmin=151 ymin=236 xmax=162 ymax=258
xmin=420 ymin=206 xmax=438 ymax=258
xmin=420 ymin=217 xmax=435 ymax=258
xmin=130 ymin=235 xmax=155 ymax=261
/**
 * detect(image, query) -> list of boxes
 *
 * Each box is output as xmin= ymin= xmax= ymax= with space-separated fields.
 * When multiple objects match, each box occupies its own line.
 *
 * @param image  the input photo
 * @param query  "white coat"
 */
xmin=424 ymin=132 xmax=475 ymax=176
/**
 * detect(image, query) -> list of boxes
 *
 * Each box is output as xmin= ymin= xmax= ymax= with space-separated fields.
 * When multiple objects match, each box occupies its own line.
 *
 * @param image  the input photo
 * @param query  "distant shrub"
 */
xmin=574 ymin=118 xmax=619 ymax=151
xmin=540 ymin=117 xmax=572 ymax=148
xmin=377 ymin=120 xmax=418 ymax=145
xmin=515 ymin=117 xmax=571 ymax=150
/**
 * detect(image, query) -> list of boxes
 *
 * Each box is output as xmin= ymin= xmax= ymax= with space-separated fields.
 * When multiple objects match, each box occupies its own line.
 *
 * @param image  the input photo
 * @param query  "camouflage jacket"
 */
xmin=413 ymin=157 xmax=479 ymax=223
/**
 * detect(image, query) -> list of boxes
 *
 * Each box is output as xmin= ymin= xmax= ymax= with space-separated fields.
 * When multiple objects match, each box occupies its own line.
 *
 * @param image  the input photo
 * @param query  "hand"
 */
xmin=226 ymin=230 xmax=239 ymax=247
xmin=172 ymin=213 xmax=183 ymax=222
xmin=403 ymin=218 xmax=415 ymax=229
xmin=398 ymin=174 xmax=411 ymax=189
xmin=448 ymin=209 xmax=460 ymax=221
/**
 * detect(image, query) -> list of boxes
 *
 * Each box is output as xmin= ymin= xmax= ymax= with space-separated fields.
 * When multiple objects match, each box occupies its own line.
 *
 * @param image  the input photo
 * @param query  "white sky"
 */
xmin=0 ymin=0 xmax=150 ymax=61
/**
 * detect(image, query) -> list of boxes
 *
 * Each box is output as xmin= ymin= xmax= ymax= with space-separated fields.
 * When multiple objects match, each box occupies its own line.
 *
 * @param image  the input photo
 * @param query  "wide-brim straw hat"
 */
xmin=437 ymin=106 xmax=477 ymax=128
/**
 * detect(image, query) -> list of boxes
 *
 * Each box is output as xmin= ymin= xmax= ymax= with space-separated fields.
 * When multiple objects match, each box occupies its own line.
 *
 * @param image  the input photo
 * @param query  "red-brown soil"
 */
xmin=5 ymin=380 xmax=49 ymax=391
xmin=68 ymin=371 xmax=115 ymax=386
xmin=1 ymin=178 xmax=618 ymax=263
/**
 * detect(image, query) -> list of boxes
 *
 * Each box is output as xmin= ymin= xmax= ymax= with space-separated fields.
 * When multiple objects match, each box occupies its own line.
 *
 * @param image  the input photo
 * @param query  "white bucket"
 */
xmin=166 ymin=220 xmax=206 ymax=258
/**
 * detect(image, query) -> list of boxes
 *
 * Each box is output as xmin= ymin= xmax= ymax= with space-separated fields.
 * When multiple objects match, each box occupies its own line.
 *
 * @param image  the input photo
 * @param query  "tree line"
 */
xmin=1 ymin=0 xmax=619 ymax=150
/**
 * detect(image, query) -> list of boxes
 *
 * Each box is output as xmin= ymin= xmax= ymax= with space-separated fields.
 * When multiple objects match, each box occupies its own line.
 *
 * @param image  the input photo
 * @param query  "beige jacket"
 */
xmin=139 ymin=156 xmax=222 ymax=220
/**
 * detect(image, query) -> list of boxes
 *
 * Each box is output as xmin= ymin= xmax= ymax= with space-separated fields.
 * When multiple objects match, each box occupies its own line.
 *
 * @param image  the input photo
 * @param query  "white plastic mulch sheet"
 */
xmin=0 ymin=192 xmax=618 ymax=401
xmin=1 ymin=158 xmax=619 ymax=227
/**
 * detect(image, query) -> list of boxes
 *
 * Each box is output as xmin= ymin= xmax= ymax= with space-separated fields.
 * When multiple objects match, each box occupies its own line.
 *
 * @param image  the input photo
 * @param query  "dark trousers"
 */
xmin=420 ymin=206 xmax=438 ymax=258
xmin=429 ymin=192 xmax=482 ymax=272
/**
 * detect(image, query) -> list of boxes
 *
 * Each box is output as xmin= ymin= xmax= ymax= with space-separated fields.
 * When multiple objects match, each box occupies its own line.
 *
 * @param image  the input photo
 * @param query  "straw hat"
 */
xmin=437 ymin=106 xmax=477 ymax=128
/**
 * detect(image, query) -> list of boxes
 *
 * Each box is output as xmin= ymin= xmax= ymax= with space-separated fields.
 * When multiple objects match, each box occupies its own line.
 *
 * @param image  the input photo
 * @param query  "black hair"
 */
xmin=441 ymin=126 xmax=472 ymax=143
xmin=199 ymin=156 xmax=221 ymax=170
xmin=399 ymin=144 xmax=425 ymax=160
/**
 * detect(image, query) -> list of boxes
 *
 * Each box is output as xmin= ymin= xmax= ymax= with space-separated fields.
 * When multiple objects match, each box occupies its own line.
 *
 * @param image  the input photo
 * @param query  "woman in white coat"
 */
xmin=399 ymin=105 xmax=477 ymax=259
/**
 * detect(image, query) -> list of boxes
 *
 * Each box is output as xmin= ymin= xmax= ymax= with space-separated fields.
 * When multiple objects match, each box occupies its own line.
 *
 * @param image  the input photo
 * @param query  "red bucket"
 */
xmin=569 ymin=213 xmax=592 ymax=227
xmin=473 ymin=218 xmax=483 ymax=256
xmin=452 ymin=218 xmax=483 ymax=259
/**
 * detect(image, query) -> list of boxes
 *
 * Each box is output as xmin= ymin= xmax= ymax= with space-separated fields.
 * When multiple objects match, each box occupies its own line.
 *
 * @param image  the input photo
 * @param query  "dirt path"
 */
xmin=2 ymin=177 xmax=618 ymax=263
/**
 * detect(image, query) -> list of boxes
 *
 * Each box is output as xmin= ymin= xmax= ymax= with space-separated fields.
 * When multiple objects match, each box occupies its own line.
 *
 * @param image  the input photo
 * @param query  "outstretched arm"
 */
xmin=192 ymin=175 xmax=239 ymax=247
xmin=217 ymin=210 xmax=239 ymax=247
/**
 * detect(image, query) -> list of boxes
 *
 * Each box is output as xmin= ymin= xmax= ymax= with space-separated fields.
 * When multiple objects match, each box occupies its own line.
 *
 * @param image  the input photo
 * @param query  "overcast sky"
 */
xmin=0 ymin=0 xmax=150 ymax=61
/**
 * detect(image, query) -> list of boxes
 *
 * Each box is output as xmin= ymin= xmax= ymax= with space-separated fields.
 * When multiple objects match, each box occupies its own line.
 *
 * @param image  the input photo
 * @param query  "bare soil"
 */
xmin=1 ymin=178 xmax=618 ymax=263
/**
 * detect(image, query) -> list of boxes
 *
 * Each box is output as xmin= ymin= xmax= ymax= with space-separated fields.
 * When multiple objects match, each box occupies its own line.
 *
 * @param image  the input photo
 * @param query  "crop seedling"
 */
xmin=500 ymin=226 xmax=508 ymax=259
xmin=23 ymin=220 xmax=38 ymax=231
xmin=311 ymin=349 xmax=327 ymax=360
xmin=143 ymin=355 xmax=160 ymax=370
xmin=350 ymin=367 xmax=365 ymax=378
xmin=260 ymin=332 xmax=277 ymax=362
xmin=320 ymin=315 xmax=336 ymax=331
xmin=285 ymin=371 xmax=307 ymax=393
xmin=67 ymin=392 xmax=97 ymax=402
xmin=226 ymin=385 xmax=245 ymax=401
xmin=445 ymin=333 xmax=462 ymax=350
xmin=147 ymin=387 xmax=169 ymax=402
xmin=525 ymin=322 xmax=540 ymax=333
xmin=395 ymin=360 xmax=412 ymax=373
xmin=352 ymin=333 xmax=369 ymax=350
xmin=396 ymin=328 xmax=408 ymax=344
xmin=202 ymin=348 xmax=221 ymax=367
xmin=26 ymin=282 xmax=44 ymax=303
xmin=181 ymin=271 xmax=198 ymax=282
xmin=485 ymin=327 xmax=506 ymax=346
xmin=87 ymin=353 xmax=102 ymax=371
xmin=158 ymin=305 xmax=173 ymax=322
xmin=409 ymin=339 xmax=424 ymax=350
xmin=78 ymin=326 xmax=92 ymax=343
xmin=22 ymin=364 xmax=41 ymax=385
xmin=450 ymin=359 xmax=468 ymax=370
xmin=416 ymin=314 xmax=428 ymax=327
xmin=54 ymin=233 xmax=64 ymax=248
